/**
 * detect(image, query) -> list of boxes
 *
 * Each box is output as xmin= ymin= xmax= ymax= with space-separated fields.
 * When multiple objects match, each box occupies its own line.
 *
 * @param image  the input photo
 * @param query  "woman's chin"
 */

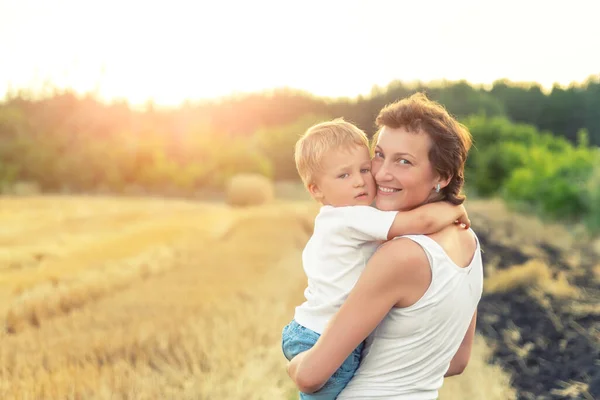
xmin=374 ymin=196 xmax=399 ymax=211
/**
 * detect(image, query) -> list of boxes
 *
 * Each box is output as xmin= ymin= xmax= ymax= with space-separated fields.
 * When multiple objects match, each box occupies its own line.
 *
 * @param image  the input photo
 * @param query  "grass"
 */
xmin=0 ymin=194 xmax=518 ymax=399
xmin=484 ymin=259 xmax=580 ymax=299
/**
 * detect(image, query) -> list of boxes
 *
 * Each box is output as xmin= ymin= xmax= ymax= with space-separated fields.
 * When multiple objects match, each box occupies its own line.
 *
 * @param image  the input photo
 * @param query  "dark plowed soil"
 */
xmin=476 ymin=231 xmax=600 ymax=400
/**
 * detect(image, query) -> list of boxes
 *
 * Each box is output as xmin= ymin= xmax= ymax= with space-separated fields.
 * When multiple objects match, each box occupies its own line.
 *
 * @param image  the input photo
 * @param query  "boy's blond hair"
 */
xmin=294 ymin=118 xmax=369 ymax=187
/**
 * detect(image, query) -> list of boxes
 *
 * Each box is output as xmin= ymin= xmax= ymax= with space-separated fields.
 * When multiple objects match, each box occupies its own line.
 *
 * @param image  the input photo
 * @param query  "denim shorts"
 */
xmin=281 ymin=320 xmax=364 ymax=400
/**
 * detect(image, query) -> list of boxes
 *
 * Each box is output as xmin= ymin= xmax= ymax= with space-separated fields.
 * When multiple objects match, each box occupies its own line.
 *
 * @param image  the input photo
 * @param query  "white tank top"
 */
xmin=338 ymin=230 xmax=484 ymax=400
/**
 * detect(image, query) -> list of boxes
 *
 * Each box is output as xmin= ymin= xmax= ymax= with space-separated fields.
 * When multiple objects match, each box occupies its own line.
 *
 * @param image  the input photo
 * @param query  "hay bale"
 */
xmin=226 ymin=174 xmax=274 ymax=207
xmin=10 ymin=181 xmax=41 ymax=196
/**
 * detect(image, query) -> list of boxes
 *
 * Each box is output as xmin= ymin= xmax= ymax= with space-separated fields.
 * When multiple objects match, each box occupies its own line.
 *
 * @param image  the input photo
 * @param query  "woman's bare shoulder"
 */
xmin=428 ymin=226 xmax=479 ymax=267
xmin=371 ymin=238 xmax=430 ymax=276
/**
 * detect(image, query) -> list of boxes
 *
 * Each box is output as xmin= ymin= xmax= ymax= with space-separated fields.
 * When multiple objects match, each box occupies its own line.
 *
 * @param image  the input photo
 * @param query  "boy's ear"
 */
xmin=308 ymin=182 xmax=324 ymax=200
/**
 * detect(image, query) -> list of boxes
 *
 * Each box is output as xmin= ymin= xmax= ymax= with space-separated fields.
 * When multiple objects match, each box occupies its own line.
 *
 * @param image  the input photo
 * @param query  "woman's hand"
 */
xmin=287 ymin=352 xmax=305 ymax=382
xmin=287 ymin=351 xmax=323 ymax=393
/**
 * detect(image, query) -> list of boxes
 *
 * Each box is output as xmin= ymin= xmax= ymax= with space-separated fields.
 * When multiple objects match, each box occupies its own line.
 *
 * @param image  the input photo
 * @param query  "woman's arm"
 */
xmin=445 ymin=310 xmax=477 ymax=377
xmin=288 ymin=239 xmax=429 ymax=393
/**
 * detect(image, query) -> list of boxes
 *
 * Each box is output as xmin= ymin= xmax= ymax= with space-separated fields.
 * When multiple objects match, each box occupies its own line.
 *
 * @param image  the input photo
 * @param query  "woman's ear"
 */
xmin=436 ymin=174 xmax=452 ymax=190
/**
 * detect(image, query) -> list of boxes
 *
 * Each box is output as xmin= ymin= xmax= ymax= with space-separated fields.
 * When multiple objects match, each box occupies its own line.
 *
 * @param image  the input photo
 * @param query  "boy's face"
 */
xmin=309 ymin=145 xmax=376 ymax=207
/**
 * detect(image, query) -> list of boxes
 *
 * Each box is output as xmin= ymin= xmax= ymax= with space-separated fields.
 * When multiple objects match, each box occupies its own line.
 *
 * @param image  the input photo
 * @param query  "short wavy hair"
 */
xmin=374 ymin=92 xmax=472 ymax=205
xmin=295 ymin=118 xmax=369 ymax=187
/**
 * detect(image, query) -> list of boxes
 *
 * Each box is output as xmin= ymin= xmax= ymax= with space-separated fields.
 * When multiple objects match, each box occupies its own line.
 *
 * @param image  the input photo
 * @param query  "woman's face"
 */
xmin=372 ymin=126 xmax=441 ymax=212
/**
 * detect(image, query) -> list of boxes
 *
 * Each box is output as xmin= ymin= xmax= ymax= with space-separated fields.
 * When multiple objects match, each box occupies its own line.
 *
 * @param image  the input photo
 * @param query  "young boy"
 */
xmin=282 ymin=118 xmax=469 ymax=399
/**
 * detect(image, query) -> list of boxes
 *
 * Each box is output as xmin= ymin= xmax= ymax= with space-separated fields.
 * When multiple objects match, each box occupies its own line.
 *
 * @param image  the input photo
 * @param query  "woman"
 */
xmin=288 ymin=93 xmax=484 ymax=399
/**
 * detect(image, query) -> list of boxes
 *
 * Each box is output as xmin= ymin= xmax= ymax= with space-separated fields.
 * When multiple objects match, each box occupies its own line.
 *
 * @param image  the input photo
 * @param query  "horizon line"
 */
xmin=2 ymin=74 xmax=600 ymax=110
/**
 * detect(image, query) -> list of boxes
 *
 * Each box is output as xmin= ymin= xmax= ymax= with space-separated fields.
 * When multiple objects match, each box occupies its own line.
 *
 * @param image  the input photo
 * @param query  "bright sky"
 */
xmin=1 ymin=0 xmax=599 ymax=107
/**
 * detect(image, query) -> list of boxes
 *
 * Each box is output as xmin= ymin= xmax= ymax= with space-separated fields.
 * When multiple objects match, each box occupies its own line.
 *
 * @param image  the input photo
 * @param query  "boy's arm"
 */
xmin=387 ymin=202 xmax=469 ymax=240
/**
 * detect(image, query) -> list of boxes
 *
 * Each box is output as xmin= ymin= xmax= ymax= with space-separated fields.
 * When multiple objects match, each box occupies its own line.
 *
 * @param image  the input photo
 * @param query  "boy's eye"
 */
xmin=338 ymin=173 xmax=349 ymax=179
xmin=360 ymin=168 xmax=371 ymax=173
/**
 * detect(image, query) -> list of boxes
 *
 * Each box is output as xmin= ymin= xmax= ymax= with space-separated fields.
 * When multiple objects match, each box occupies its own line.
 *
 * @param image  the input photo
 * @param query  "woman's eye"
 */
xmin=374 ymin=151 xmax=383 ymax=158
xmin=338 ymin=173 xmax=349 ymax=179
xmin=398 ymin=159 xmax=411 ymax=165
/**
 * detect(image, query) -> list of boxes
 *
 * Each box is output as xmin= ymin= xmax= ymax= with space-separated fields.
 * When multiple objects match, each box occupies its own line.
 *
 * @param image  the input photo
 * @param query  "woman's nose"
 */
xmin=374 ymin=163 xmax=392 ymax=182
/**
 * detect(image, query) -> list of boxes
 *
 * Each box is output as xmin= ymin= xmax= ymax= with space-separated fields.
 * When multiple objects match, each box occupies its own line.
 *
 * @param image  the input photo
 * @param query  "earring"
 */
xmin=435 ymin=183 xmax=441 ymax=193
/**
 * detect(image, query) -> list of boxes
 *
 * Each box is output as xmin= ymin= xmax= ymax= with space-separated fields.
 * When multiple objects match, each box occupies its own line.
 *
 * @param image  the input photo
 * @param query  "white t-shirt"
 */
xmin=293 ymin=205 xmax=398 ymax=334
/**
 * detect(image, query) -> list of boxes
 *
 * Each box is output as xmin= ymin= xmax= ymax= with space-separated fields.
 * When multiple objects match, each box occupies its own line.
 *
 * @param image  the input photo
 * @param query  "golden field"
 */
xmin=4 ymin=192 xmax=597 ymax=399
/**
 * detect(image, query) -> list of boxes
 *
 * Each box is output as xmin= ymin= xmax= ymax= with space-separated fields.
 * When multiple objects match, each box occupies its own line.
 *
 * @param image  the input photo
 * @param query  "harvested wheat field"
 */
xmin=0 ymin=195 xmax=597 ymax=399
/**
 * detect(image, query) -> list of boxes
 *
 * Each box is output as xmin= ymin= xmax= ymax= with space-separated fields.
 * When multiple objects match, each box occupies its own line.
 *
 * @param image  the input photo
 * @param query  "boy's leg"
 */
xmin=281 ymin=321 xmax=363 ymax=400
xmin=281 ymin=320 xmax=317 ymax=362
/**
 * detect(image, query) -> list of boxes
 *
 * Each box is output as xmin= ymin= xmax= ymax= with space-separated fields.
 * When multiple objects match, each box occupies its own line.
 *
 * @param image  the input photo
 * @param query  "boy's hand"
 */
xmin=454 ymin=205 xmax=470 ymax=229
xmin=387 ymin=201 xmax=471 ymax=238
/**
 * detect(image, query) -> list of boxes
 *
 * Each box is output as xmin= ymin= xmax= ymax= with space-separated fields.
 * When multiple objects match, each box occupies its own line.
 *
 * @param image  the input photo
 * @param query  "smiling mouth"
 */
xmin=378 ymin=186 xmax=401 ymax=194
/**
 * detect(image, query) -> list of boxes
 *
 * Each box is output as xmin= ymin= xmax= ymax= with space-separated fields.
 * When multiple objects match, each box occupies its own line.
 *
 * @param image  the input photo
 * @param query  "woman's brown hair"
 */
xmin=374 ymin=92 xmax=472 ymax=205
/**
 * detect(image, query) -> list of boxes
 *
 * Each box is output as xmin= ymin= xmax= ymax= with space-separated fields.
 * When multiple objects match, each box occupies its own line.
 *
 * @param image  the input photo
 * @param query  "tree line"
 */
xmin=1 ymin=77 xmax=599 ymax=232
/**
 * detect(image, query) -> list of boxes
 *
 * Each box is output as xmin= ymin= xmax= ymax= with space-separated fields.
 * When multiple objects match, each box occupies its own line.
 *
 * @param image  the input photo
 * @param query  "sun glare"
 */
xmin=1 ymin=0 xmax=599 ymax=106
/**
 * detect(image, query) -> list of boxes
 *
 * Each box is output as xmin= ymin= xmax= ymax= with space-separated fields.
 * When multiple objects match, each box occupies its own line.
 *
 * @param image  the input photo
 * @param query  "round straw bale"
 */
xmin=10 ymin=181 xmax=41 ymax=196
xmin=226 ymin=174 xmax=274 ymax=207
